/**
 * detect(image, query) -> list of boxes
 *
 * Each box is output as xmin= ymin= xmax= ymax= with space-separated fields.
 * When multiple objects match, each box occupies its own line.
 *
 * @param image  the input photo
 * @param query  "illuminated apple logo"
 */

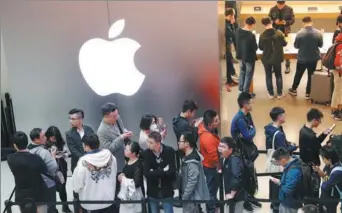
xmin=78 ymin=19 xmax=145 ymax=96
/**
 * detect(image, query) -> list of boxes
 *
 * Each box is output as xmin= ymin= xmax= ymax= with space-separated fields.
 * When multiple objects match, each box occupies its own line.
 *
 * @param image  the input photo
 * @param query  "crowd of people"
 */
xmin=4 ymin=1 xmax=342 ymax=213
xmin=6 ymin=92 xmax=342 ymax=213
xmin=224 ymin=1 xmax=342 ymax=121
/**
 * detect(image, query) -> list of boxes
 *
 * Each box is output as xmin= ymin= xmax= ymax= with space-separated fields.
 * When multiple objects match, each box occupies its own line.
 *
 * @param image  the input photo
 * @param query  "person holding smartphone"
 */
xmin=299 ymin=108 xmax=333 ymax=203
xmin=45 ymin=126 xmax=71 ymax=213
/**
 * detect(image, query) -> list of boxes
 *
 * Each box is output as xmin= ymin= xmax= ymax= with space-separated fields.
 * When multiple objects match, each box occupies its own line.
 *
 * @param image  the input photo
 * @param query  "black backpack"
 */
xmin=287 ymin=160 xmax=312 ymax=198
xmin=232 ymin=153 xmax=258 ymax=196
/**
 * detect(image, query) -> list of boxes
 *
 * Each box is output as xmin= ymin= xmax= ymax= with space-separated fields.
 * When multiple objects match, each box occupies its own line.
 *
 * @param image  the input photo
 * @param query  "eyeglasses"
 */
xmin=178 ymin=140 xmax=186 ymax=143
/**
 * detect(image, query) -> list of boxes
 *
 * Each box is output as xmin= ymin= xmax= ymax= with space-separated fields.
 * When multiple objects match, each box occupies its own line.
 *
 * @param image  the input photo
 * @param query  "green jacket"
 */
xmin=259 ymin=28 xmax=287 ymax=65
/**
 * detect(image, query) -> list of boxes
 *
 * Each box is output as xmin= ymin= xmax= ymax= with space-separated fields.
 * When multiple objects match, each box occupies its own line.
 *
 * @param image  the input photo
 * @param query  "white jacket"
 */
xmin=118 ymin=176 xmax=144 ymax=213
xmin=72 ymin=149 xmax=117 ymax=211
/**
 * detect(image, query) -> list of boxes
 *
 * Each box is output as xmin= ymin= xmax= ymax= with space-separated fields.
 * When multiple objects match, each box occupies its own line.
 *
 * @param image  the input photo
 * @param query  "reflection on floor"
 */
xmin=1 ymin=60 xmax=341 ymax=213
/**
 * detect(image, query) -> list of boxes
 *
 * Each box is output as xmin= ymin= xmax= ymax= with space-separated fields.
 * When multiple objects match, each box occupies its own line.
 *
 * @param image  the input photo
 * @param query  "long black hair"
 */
xmin=45 ymin=126 xmax=65 ymax=150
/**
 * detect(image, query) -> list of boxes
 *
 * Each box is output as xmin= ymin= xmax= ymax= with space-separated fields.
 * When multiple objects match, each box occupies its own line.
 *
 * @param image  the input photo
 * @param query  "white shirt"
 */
xmin=77 ymin=128 xmax=85 ymax=139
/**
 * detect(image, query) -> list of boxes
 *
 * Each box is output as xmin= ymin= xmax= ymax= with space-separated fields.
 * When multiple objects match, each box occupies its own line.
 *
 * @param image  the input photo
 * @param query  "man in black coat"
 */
xmin=7 ymin=131 xmax=48 ymax=213
xmin=299 ymin=108 xmax=332 ymax=202
xmin=219 ymin=137 xmax=246 ymax=213
xmin=142 ymin=132 xmax=176 ymax=213
xmin=65 ymin=108 xmax=94 ymax=213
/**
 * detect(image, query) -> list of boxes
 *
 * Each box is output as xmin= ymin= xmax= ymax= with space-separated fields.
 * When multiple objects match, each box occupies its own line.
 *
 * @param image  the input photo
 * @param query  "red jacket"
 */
xmin=334 ymin=32 xmax=342 ymax=71
xmin=198 ymin=123 xmax=220 ymax=169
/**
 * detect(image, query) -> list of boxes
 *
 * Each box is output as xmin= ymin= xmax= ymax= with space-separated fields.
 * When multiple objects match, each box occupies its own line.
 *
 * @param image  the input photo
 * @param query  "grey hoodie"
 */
xmin=28 ymin=143 xmax=58 ymax=177
xmin=181 ymin=149 xmax=210 ymax=201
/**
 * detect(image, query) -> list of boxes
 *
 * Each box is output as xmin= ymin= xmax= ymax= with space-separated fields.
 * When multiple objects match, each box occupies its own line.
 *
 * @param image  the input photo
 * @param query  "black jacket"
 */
xmin=225 ymin=20 xmax=236 ymax=46
xmin=7 ymin=152 xmax=48 ymax=202
xmin=172 ymin=115 xmax=198 ymax=144
xmin=299 ymin=125 xmax=328 ymax=166
xmin=142 ymin=144 xmax=176 ymax=198
xmin=268 ymin=4 xmax=295 ymax=35
xmin=235 ymin=28 xmax=258 ymax=63
xmin=259 ymin=28 xmax=287 ymax=65
xmin=223 ymin=154 xmax=245 ymax=201
xmin=65 ymin=125 xmax=94 ymax=172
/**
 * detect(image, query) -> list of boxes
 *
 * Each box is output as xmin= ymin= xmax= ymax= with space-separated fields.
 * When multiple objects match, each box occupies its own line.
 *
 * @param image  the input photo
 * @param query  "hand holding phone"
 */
xmin=324 ymin=124 xmax=336 ymax=135
xmin=329 ymin=124 xmax=336 ymax=131
xmin=194 ymin=117 xmax=203 ymax=127
xmin=270 ymin=177 xmax=280 ymax=185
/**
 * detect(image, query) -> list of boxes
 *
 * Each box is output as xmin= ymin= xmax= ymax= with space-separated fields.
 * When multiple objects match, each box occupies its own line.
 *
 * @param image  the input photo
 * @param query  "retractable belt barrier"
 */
xmin=3 ymin=149 xmax=341 ymax=212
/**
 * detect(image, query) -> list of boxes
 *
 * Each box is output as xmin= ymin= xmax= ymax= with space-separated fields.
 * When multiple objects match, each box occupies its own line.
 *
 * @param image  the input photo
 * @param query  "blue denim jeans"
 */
xmin=203 ymin=167 xmax=218 ymax=213
xmin=263 ymin=63 xmax=283 ymax=96
xmin=239 ymin=61 xmax=255 ymax=92
xmin=148 ymin=197 xmax=174 ymax=213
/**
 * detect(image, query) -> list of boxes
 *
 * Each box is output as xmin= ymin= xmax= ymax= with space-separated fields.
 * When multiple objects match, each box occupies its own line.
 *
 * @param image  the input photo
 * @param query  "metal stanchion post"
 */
xmin=142 ymin=198 xmax=147 ymax=213
xmin=173 ymin=149 xmax=182 ymax=208
xmin=4 ymin=200 xmax=12 ymax=213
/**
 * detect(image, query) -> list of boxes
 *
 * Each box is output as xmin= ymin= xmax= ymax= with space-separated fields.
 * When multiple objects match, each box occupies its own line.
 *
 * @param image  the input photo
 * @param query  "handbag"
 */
xmin=265 ymin=131 xmax=283 ymax=173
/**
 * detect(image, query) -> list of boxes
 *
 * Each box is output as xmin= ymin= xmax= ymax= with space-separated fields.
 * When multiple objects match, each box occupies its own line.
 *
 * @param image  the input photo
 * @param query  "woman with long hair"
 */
xmin=45 ymin=126 xmax=72 ymax=213
xmin=138 ymin=114 xmax=166 ymax=150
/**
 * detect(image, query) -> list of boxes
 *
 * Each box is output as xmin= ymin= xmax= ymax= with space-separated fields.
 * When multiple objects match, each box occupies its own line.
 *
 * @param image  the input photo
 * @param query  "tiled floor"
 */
xmin=1 ymin=59 xmax=341 ymax=213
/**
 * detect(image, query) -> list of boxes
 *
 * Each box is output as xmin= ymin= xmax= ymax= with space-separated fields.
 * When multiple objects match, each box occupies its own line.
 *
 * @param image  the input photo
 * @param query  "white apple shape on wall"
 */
xmin=79 ymin=19 xmax=145 ymax=96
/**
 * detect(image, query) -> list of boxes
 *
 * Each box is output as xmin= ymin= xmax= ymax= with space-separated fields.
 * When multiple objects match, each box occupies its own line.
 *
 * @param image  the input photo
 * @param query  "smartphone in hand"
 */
xmin=329 ymin=124 xmax=336 ymax=132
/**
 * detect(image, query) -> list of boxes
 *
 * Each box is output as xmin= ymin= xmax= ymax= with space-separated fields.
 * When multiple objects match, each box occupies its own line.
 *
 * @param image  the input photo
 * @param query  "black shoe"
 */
xmin=288 ymin=88 xmax=297 ymax=96
xmin=62 ymin=205 xmax=72 ymax=213
xmin=243 ymin=202 xmax=254 ymax=212
xmin=250 ymin=200 xmax=262 ymax=208
xmin=285 ymin=67 xmax=290 ymax=74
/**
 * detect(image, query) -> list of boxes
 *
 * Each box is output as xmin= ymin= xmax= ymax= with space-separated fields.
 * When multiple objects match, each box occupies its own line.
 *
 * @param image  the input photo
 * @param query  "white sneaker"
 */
xmin=277 ymin=94 xmax=286 ymax=100
xmin=268 ymin=94 xmax=275 ymax=100
xmin=232 ymin=74 xmax=239 ymax=80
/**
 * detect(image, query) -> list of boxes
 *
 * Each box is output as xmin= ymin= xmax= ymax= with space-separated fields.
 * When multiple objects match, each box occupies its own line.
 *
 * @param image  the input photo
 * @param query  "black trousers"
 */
xmin=291 ymin=61 xmax=318 ymax=94
xmin=73 ymin=191 xmax=81 ymax=213
xmin=269 ymin=178 xmax=280 ymax=213
xmin=226 ymin=50 xmax=235 ymax=84
xmin=58 ymin=173 xmax=68 ymax=203
xmin=46 ymin=185 xmax=57 ymax=213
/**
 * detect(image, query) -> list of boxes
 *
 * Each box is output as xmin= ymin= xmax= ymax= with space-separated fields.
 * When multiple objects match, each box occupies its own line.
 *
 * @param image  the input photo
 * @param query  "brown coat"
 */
xmin=268 ymin=5 xmax=295 ymax=36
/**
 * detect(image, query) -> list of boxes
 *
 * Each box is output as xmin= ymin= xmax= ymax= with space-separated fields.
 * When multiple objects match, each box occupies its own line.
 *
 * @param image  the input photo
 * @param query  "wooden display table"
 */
xmin=240 ymin=1 xmax=341 ymax=19
xmin=256 ymin=32 xmax=333 ymax=60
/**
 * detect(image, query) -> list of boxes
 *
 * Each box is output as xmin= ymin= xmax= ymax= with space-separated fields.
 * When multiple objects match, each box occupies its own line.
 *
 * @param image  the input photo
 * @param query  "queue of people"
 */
xmin=5 ymin=2 xmax=342 ymax=213
xmin=7 ymin=92 xmax=342 ymax=213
